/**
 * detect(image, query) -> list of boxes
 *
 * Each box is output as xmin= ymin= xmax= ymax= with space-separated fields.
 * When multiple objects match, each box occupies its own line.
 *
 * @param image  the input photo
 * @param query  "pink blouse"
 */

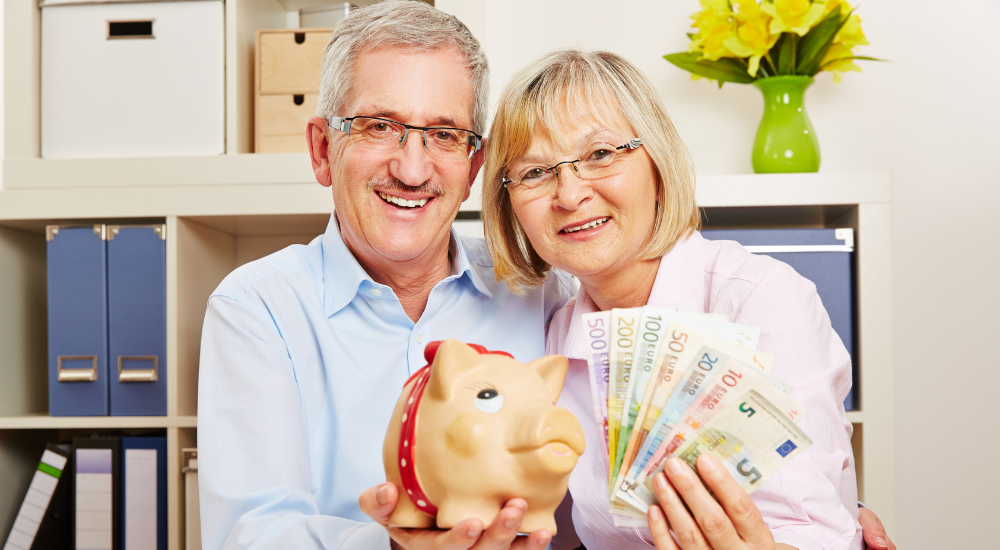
xmin=547 ymin=231 xmax=863 ymax=550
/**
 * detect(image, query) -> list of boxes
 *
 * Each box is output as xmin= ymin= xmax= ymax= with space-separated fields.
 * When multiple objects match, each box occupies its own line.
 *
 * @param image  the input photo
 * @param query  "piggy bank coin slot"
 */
xmin=475 ymin=389 xmax=504 ymax=413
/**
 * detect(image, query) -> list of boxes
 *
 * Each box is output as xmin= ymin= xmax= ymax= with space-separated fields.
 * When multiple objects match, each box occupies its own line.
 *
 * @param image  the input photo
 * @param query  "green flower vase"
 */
xmin=751 ymin=75 xmax=820 ymax=173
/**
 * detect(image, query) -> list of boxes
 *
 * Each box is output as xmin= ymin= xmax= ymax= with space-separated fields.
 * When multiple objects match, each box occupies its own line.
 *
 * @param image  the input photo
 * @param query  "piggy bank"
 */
xmin=383 ymin=339 xmax=585 ymax=534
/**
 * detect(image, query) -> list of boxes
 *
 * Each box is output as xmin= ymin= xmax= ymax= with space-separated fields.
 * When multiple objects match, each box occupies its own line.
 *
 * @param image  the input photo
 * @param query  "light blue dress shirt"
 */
xmin=198 ymin=215 xmax=573 ymax=549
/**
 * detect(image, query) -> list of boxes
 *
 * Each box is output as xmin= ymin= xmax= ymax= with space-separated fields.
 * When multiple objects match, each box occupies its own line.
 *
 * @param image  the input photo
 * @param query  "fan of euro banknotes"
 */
xmin=580 ymin=303 xmax=811 ymax=527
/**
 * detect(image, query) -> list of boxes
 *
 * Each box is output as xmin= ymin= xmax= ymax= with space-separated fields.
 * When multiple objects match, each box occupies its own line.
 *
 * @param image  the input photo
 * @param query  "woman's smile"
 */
xmin=560 ymin=216 xmax=612 ymax=235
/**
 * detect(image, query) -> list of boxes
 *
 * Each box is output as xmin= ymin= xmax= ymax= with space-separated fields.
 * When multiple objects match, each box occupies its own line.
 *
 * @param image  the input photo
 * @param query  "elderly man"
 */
xmin=197 ymin=2 xmax=570 ymax=549
xmin=197 ymin=1 xmax=894 ymax=549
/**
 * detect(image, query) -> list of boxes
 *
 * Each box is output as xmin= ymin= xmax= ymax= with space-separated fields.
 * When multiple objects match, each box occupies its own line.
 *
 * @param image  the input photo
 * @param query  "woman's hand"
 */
xmin=359 ymin=482 xmax=552 ymax=550
xmin=647 ymin=455 xmax=784 ymax=550
xmin=858 ymin=507 xmax=895 ymax=550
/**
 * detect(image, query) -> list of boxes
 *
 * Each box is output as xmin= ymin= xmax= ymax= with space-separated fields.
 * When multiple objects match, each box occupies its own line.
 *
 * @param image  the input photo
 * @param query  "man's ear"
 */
xmin=463 ymin=137 xmax=486 ymax=202
xmin=307 ymin=116 xmax=333 ymax=188
xmin=525 ymin=354 xmax=569 ymax=403
xmin=427 ymin=339 xmax=484 ymax=401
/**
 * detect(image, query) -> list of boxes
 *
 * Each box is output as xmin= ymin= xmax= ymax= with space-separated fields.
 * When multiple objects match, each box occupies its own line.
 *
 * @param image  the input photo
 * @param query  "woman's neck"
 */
xmin=580 ymin=256 xmax=661 ymax=312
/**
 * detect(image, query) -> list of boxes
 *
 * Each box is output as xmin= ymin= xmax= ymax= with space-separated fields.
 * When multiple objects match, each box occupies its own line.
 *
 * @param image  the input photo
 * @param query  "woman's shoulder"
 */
xmin=700 ymin=237 xmax=818 ymax=310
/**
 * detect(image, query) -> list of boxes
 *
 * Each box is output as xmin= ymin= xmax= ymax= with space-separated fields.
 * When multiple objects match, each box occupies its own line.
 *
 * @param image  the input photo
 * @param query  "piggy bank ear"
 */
xmin=428 ymin=339 xmax=483 ymax=401
xmin=525 ymin=354 xmax=569 ymax=403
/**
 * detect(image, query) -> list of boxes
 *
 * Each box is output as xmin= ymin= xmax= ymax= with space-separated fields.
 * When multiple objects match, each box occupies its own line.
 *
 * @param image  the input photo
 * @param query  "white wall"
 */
xmin=439 ymin=0 xmax=1000 ymax=547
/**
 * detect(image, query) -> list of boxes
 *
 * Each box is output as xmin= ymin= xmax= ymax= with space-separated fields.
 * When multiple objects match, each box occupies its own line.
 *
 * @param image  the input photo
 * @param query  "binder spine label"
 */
xmin=2 ymin=454 xmax=67 ymax=550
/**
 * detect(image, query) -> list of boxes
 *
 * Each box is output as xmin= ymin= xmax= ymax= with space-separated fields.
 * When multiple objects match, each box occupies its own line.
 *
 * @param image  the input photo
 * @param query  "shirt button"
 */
xmin=371 ymin=289 xmax=382 ymax=297
xmin=415 ymin=334 xmax=424 ymax=344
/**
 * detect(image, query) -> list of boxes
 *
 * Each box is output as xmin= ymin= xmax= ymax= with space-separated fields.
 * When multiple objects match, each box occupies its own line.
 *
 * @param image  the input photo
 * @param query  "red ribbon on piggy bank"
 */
xmin=384 ymin=339 xmax=585 ymax=535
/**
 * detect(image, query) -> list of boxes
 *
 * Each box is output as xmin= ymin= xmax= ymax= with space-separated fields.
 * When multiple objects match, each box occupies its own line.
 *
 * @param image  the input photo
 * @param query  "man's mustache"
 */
xmin=366 ymin=176 xmax=445 ymax=197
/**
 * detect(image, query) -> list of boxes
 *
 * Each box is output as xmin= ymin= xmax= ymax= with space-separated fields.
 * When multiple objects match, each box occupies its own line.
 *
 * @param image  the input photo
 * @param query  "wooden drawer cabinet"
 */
xmin=257 ymin=94 xmax=318 ymax=153
xmin=255 ymin=29 xmax=331 ymax=153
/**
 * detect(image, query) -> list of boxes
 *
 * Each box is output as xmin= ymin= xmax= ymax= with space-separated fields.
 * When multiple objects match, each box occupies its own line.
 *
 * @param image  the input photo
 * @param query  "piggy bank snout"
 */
xmin=507 ymin=406 xmax=585 ymax=456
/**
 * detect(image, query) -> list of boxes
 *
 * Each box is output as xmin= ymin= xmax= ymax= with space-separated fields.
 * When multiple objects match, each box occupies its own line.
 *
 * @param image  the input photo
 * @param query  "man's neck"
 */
xmin=580 ymin=257 xmax=661 ymax=312
xmin=346 ymin=235 xmax=453 ymax=323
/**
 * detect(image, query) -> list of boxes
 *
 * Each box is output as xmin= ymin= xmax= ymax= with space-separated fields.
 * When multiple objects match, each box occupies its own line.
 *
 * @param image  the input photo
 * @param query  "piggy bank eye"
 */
xmin=475 ymin=389 xmax=504 ymax=413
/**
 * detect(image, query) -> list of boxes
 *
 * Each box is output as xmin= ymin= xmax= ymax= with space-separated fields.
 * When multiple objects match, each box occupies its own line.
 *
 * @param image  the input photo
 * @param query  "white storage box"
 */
xmin=300 ymin=3 xmax=356 ymax=28
xmin=40 ymin=0 xmax=224 ymax=158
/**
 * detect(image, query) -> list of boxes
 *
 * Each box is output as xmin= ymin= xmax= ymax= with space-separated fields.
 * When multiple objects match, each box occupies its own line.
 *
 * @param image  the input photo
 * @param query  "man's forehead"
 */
xmin=345 ymin=46 xmax=475 ymax=128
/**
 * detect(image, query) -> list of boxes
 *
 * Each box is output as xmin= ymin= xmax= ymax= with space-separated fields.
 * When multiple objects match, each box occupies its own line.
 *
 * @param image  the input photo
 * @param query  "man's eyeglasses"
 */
xmin=503 ymin=138 xmax=643 ymax=200
xmin=328 ymin=116 xmax=483 ymax=160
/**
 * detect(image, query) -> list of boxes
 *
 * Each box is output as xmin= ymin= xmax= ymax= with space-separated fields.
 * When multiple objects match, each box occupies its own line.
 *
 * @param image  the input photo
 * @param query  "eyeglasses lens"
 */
xmin=508 ymin=143 xmax=630 ymax=198
xmin=349 ymin=117 xmax=476 ymax=159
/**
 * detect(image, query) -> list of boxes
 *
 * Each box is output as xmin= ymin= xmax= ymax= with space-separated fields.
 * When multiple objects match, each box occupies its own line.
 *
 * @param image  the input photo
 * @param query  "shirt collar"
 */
xmin=561 ymin=230 xmax=708 ymax=360
xmin=647 ymin=230 xmax=707 ymax=311
xmin=449 ymin=228 xmax=493 ymax=299
xmin=322 ymin=215 xmax=493 ymax=316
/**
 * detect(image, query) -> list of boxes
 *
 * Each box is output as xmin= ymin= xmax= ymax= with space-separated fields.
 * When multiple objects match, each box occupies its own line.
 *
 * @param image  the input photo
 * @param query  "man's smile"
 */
xmin=378 ymin=191 xmax=431 ymax=209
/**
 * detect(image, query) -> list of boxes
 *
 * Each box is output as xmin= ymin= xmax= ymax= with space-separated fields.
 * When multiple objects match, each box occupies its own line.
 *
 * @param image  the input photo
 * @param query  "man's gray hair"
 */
xmin=316 ymin=0 xmax=489 ymax=135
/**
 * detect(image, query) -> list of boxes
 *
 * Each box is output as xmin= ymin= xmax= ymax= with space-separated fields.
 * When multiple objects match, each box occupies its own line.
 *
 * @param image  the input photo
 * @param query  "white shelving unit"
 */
xmin=0 ymin=2 xmax=895 ymax=548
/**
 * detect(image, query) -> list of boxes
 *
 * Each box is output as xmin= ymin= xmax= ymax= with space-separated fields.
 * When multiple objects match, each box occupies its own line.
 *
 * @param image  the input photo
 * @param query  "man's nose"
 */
xmin=551 ymin=164 xmax=593 ymax=211
xmin=389 ymin=130 xmax=435 ymax=187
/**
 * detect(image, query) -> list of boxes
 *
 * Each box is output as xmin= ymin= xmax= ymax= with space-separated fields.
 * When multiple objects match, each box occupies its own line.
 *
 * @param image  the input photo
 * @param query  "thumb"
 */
xmin=359 ymin=483 xmax=399 ymax=526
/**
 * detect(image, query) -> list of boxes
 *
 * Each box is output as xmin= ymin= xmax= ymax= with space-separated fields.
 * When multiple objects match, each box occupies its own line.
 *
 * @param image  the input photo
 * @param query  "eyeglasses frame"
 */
xmin=327 ymin=115 xmax=483 ymax=159
xmin=502 ymin=138 xmax=643 ymax=189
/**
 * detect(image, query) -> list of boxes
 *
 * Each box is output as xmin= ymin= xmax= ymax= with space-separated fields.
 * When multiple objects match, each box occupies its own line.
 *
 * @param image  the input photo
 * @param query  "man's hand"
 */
xmin=647 ymin=455 xmax=777 ymax=550
xmin=858 ymin=507 xmax=895 ymax=550
xmin=360 ymin=483 xmax=552 ymax=550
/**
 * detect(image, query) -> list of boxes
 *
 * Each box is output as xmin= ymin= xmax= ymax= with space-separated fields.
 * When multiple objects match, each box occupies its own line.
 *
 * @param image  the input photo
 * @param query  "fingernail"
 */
xmin=467 ymin=526 xmax=482 ymax=538
xmin=874 ymin=536 xmax=887 ymax=548
xmin=508 ymin=498 xmax=528 ymax=511
xmin=504 ymin=513 xmax=519 ymax=530
xmin=667 ymin=458 xmax=685 ymax=475
xmin=654 ymin=472 xmax=668 ymax=490
xmin=376 ymin=484 xmax=392 ymax=505
xmin=537 ymin=532 xmax=552 ymax=547
xmin=699 ymin=454 xmax=717 ymax=472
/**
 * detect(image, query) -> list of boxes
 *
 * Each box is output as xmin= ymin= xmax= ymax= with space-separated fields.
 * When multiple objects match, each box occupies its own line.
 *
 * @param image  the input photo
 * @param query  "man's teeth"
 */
xmin=564 ymin=217 xmax=610 ymax=233
xmin=379 ymin=192 xmax=429 ymax=208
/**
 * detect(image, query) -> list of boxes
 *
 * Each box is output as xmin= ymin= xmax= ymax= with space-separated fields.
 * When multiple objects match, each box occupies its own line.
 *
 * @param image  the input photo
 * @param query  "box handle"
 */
xmin=58 ymin=356 xmax=98 ymax=383
xmin=294 ymin=95 xmax=305 ymax=106
xmin=118 ymin=356 xmax=158 ymax=383
xmin=108 ymin=20 xmax=154 ymax=40
xmin=295 ymin=32 xmax=306 ymax=44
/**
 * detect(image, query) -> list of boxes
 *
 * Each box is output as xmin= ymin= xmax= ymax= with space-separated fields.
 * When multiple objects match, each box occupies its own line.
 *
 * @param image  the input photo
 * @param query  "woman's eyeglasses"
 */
xmin=503 ymin=138 xmax=643 ymax=200
xmin=327 ymin=115 xmax=483 ymax=160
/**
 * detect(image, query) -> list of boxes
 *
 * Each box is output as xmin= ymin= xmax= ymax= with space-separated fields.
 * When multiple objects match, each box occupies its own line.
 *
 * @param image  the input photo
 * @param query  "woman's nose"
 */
xmin=551 ymin=165 xmax=593 ymax=211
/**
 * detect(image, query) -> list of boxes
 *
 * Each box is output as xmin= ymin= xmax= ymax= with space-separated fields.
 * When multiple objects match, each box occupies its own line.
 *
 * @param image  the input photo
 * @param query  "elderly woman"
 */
xmin=481 ymin=49 xmax=863 ymax=550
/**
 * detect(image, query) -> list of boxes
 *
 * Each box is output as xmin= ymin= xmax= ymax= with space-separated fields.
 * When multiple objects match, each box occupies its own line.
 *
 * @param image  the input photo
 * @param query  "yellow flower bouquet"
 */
xmin=666 ymin=0 xmax=876 ymax=85
xmin=666 ymin=0 xmax=881 ymax=173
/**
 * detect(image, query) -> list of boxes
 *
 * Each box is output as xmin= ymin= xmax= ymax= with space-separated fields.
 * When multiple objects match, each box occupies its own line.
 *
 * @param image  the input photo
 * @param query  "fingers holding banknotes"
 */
xmin=360 ymin=483 xmax=552 ymax=550
xmin=648 ymin=455 xmax=776 ymax=550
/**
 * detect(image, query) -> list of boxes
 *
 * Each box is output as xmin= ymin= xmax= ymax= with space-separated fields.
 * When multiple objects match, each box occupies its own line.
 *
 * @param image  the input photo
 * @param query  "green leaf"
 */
xmin=795 ymin=6 xmax=846 ymax=75
xmin=777 ymin=33 xmax=797 ymax=74
xmin=663 ymin=52 xmax=756 ymax=85
xmin=819 ymin=55 xmax=888 ymax=69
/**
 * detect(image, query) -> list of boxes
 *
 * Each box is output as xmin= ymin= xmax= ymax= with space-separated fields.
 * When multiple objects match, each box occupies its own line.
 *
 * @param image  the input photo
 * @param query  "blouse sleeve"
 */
xmin=727 ymin=262 xmax=861 ymax=550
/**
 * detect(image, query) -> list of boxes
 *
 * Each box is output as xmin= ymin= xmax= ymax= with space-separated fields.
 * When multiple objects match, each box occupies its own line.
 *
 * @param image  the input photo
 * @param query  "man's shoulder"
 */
xmin=458 ymin=234 xmax=575 ymax=302
xmin=211 ymin=237 xmax=323 ymax=304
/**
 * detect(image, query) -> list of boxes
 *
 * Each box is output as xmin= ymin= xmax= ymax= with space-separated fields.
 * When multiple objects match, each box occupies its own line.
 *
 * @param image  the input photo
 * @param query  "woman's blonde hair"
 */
xmin=483 ymin=49 xmax=700 ymax=292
